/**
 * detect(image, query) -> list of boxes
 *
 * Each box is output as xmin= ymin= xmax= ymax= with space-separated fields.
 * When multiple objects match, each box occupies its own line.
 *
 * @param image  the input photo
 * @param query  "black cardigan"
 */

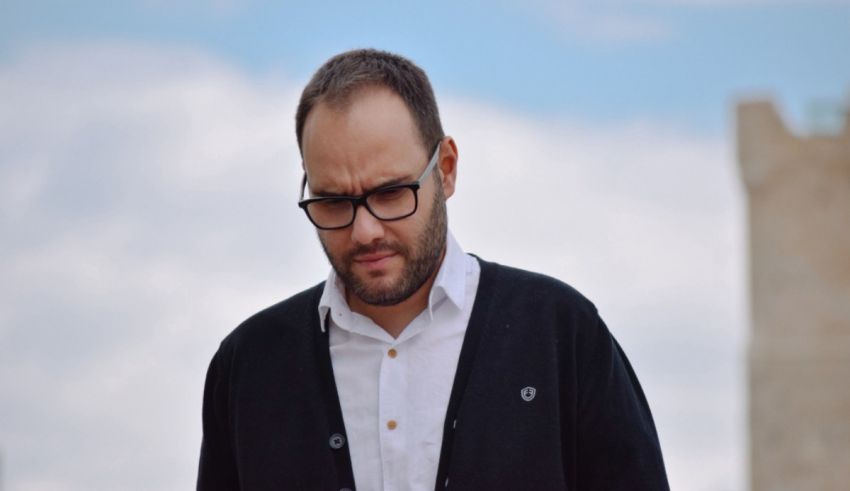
xmin=198 ymin=257 xmax=669 ymax=490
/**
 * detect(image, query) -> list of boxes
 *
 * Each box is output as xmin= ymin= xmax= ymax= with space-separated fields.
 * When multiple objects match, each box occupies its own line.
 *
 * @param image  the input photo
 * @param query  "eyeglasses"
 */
xmin=298 ymin=143 xmax=441 ymax=230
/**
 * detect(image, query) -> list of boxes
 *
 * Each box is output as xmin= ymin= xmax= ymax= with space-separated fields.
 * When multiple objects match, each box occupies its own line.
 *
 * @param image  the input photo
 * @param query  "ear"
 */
xmin=437 ymin=136 xmax=458 ymax=199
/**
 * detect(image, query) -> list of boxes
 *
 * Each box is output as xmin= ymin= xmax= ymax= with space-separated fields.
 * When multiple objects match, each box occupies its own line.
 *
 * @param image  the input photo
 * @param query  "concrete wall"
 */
xmin=738 ymin=100 xmax=850 ymax=491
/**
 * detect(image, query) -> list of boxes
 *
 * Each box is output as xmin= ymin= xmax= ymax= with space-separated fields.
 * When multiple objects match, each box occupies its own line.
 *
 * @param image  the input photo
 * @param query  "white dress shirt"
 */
xmin=318 ymin=232 xmax=480 ymax=491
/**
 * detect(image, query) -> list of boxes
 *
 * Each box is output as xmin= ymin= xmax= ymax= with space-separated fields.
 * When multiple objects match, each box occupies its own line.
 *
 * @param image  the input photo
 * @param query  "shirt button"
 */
xmin=387 ymin=348 xmax=398 ymax=358
xmin=386 ymin=419 xmax=398 ymax=430
xmin=329 ymin=433 xmax=346 ymax=449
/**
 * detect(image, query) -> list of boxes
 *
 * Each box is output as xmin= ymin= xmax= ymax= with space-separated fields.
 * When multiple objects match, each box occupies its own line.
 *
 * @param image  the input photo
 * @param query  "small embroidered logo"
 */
xmin=521 ymin=386 xmax=537 ymax=402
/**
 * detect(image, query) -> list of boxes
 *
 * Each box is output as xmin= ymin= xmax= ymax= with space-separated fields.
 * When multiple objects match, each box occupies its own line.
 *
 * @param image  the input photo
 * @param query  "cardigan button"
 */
xmin=329 ymin=433 xmax=346 ymax=450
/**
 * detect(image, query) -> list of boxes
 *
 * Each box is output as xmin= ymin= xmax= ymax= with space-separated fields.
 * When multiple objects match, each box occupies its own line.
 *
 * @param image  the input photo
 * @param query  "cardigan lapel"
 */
xmin=311 ymin=284 xmax=357 ymax=490
xmin=434 ymin=256 xmax=498 ymax=489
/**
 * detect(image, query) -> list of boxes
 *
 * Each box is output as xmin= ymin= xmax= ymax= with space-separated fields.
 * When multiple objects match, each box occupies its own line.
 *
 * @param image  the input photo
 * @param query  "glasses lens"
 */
xmin=306 ymin=199 xmax=354 ymax=228
xmin=366 ymin=187 xmax=417 ymax=220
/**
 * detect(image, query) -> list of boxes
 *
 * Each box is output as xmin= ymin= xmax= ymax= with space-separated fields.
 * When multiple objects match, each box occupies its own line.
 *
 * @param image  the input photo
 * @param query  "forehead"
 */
xmin=300 ymin=87 xmax=427 ymax=194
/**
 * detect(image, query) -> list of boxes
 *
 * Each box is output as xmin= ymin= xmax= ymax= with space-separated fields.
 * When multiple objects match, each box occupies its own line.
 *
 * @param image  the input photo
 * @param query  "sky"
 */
xmin=0 ymin=1 xmax=848 ymax=490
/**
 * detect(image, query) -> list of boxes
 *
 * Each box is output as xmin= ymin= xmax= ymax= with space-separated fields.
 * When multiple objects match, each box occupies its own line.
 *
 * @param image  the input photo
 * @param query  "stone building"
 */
xmin=738 ymin=99 xmax=850 ymax=490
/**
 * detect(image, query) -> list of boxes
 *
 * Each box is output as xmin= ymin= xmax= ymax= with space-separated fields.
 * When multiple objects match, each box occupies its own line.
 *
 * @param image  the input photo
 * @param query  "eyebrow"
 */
xmin=309 ymin=175 xmax=415 ymax=198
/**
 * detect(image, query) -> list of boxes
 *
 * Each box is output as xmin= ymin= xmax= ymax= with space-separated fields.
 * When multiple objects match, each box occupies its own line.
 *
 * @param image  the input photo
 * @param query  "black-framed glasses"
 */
xmin=298 ymin=143 xmax=441 ymax=230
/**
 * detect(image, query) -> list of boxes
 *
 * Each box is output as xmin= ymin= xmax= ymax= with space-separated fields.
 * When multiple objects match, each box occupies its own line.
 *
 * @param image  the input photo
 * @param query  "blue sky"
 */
xmin=1 ymin=1 xmax=848 ymax=490
xmin=3 ymin=1 xmax=849 ymax=133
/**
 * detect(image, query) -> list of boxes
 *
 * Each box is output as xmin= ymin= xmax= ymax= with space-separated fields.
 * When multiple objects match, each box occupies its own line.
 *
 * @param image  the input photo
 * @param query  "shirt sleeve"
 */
xmin=574 ymin=315 xmax=670 ymax=490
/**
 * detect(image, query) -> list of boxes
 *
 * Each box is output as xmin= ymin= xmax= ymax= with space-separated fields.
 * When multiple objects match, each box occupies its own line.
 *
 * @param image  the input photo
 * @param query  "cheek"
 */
xmin=392 ymin=216 xmax=428 ymax=249
xmin=410 ymin=194 xmax=437 ymax=228
xmin=318 ymin=230 xmax=348 ymax=253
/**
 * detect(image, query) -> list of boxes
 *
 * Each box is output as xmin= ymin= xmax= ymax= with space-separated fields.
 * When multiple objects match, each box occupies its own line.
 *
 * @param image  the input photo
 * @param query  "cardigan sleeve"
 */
xmin=197 ymin=345 xmax=240 ymax=491
xmin=574 ymin=315 xmax=670 ymax=490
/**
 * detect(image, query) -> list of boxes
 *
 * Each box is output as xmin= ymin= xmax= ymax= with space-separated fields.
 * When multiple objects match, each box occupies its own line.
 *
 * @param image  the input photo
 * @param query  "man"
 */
xmin=198 ymin=49 xmax=669 ymax=491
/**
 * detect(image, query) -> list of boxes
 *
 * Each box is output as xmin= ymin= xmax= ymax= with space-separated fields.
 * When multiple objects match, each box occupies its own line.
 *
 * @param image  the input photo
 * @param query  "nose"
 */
xmin=349 ymin=204 xmax=385 ymax=245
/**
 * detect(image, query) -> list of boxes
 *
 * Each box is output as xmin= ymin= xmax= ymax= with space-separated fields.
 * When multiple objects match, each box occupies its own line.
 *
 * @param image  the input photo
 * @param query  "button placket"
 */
xmin=378 ymin=341 xmax=407 ymax=488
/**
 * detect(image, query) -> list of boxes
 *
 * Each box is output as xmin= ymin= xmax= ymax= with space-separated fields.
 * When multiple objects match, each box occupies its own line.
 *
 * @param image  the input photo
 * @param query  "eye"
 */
xmin=314 ymin=198 xmax=350 ymax=212
xmin=370 ymin=187 xmax=408 ymax=203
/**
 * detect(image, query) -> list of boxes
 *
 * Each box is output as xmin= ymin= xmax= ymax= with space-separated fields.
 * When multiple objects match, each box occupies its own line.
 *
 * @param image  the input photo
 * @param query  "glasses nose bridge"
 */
xmin=350 ymin=193 xmax=380 ymax=223
xmin=348 ymin=194 xmax=387 ymax=240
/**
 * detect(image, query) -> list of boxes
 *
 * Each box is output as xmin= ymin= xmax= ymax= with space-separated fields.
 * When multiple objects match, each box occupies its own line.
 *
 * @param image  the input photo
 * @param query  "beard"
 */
xmin=320 ymin=184 xmax=447 ymax=306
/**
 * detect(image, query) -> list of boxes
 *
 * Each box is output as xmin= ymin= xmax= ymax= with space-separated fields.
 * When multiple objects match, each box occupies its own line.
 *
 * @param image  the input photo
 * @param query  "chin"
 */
xmin=359 ymin=278 xmax=403 ymax=301
xmin=352 ymin=276 xmax=413 ymax=307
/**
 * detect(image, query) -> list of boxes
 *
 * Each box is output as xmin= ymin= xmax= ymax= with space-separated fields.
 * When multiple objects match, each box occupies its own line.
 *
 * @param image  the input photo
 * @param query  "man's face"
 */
xmin=300 ymin=87 xmax=453 ymax=306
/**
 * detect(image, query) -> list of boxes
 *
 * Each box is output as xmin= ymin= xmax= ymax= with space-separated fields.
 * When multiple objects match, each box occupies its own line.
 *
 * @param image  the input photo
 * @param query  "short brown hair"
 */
xmin=295 ymin=49 xmax=444 ymax=154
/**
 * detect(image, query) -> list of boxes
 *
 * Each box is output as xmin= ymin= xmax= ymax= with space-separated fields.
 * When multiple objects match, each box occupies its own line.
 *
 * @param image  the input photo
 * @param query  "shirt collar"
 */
xmin=317 ymin=230 xmax=468 ymax=333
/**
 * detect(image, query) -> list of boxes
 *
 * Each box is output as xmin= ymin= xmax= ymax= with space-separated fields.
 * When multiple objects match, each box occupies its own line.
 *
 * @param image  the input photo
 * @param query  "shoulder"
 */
xmin=470 ymin=256 xmax=627 ymax=385
xmin=217 ymin=282 xmax=325 ymax=355
xmin=473 ymin=255 xmax=599 ymax=322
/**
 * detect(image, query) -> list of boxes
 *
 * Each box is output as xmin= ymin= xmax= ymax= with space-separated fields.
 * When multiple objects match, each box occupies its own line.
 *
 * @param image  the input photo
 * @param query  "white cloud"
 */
xmin=0 ymin=42 xmax=746 ymax=490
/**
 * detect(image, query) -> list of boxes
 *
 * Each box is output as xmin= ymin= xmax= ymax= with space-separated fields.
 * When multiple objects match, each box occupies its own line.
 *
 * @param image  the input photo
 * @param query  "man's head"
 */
xmin=297 ymin=49 xmax=458 ymax=309
xmin=296 ymin=49 xmax=444 ymax=156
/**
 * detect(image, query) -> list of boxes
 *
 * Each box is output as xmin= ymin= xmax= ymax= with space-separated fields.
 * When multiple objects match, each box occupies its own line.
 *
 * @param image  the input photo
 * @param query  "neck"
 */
xmin=347 ymin=246 xmax=446 ymax=338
